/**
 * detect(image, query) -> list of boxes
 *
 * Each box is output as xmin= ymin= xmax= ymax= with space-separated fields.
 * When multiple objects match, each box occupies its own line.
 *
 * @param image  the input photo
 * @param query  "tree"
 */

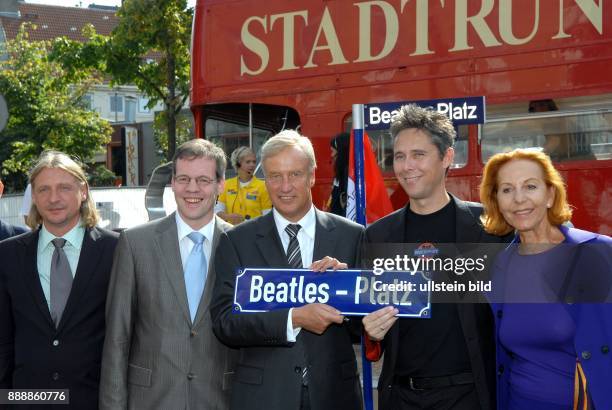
xmin=54 ymin=0 xmax=193 ymax=161
xmin=111 ymin=0 xmax=192 ymax=161
xmin=153 ymin=110 xmax=193 ymax=161
xmin=0 ymin=24 xmax=112 ymax=192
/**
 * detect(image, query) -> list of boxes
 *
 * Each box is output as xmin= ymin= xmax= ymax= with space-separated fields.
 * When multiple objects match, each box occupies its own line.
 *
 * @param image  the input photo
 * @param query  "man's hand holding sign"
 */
xmin=362 ymin=306 xmax=399 ymax=342
xmin=292 ymin=256 xmax=346 ymax=335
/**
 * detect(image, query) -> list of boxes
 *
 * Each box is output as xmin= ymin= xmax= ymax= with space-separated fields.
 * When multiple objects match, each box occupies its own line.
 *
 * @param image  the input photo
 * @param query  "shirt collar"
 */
xmin=175 ymin=212 xmax=216 ymax=242
xmin=273 ymin=205 xmax=316 ymax=240
xmin=39 ymin=221 xmax=86 ymax=251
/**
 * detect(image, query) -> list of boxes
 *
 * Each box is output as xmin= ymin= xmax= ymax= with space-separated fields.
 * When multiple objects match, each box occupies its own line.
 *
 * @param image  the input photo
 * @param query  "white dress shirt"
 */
xmin=175 ymin=212 xmax=216 ymax=271
xmin=273 ymin=206 xmax=317 ymax=342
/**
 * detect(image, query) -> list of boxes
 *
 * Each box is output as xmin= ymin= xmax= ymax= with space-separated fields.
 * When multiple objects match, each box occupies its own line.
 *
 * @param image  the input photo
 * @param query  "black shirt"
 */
xmin=396 ymin=199 xmax=472 ymax=377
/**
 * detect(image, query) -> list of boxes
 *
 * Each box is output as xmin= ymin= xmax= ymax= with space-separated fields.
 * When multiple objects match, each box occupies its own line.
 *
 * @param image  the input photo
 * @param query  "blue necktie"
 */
xmin=185 ymin=232 xmax=207 ymax=322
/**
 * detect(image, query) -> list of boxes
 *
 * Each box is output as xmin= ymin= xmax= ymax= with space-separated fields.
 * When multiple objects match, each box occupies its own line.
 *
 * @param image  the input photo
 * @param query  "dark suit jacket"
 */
xmin=0 ymin=226 xmax=118 ymax=409
xmin=366 ymin=195 xmax=510 ymax=410
xmin=211 ymin=209 xmax=364 ymax=410
xmin=0 ymin=219 xmax=27 ymax=242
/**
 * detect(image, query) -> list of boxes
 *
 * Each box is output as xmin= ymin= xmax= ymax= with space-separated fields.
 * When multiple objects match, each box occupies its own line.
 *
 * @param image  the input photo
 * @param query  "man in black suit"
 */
xmin=0 ymin=151 xmax=118 ymax=409
xmin=362 ymin=105 xmax=508 ymax=410
xmin=211 ymin=130 xmax=364 ymax=410
xmin=0 ymin=178 xmax=27 ymax=241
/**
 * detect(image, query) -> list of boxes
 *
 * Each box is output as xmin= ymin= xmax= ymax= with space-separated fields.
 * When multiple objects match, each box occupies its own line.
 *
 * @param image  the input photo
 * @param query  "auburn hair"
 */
xmin=480 ymin=149 xmax=572 ymax=235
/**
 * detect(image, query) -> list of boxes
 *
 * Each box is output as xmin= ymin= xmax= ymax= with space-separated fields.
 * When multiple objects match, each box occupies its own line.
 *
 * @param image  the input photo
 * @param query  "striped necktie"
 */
xmin=284 ymin=223 xmax=309 ymax=385
xmin=285 ymin=224 xmax=302 ymax=268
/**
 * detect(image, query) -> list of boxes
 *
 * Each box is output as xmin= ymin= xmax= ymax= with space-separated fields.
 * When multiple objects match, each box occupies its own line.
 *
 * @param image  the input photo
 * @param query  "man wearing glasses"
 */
xmin=100 ymin=139 xmax=238 ymax=410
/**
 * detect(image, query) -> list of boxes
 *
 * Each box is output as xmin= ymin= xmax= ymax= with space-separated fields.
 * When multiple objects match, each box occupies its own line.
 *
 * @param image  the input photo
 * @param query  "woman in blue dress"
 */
xmin=479 ymin=149 xmax=612 ymax=410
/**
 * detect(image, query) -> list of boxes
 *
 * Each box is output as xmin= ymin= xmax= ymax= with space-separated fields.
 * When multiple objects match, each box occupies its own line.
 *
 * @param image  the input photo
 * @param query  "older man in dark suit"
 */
xmin=211 ymin=130 xmax=364 ymax=410
xmin=0 ymin=151 xmax=118 ymax=409
xmin=0 ymin=178 xmax=27 ymax=241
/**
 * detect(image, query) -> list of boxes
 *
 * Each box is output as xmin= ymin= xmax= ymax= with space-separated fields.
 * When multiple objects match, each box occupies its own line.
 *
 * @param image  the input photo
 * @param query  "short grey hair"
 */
xmin=172 ymin=138 xmax=227 ymax=180
xmin=390 ymin=104 xmax=456 ymax=159
xmin=261 ymin=130 xmax=316 ymax=174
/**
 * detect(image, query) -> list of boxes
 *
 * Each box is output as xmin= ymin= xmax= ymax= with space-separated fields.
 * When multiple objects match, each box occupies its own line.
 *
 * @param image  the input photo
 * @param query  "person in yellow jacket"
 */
xmin=216 ymin=146 xmax=272 ymax=225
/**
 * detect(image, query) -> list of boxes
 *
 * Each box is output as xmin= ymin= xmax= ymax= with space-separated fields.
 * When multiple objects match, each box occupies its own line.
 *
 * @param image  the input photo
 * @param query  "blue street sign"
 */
xmin=365 ymin=96 xmax=486 ymax=130
xmin=233 ymin=269 xmax=431 ymax=318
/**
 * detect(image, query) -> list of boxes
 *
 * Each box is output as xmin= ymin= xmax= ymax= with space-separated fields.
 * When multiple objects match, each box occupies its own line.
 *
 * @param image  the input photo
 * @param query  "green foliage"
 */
xmin=0 ymin=24 xmax=112 ymax=192
xmin=51 ymin=0 xmax=194 ymax=161
xmin=88 ymin=164 xmax=117 ymax=187
xmin=153 ymin=110 xmax=193 ymax=161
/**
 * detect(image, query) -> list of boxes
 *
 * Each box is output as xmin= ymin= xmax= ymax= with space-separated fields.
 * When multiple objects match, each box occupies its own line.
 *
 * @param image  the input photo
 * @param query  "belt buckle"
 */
xmin=409 ymin=377 xmax=424 ymax=391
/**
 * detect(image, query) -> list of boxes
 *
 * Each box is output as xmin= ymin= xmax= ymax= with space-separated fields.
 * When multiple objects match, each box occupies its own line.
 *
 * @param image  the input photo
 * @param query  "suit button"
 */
xmin=52 ymin=339 xmax=59 ymax=347
xmin=190 ymin=330 xmax=197 ymax=337
xmin=581 ymin=351 xmax=591 ymax=360
xmin=187 ymin=373 xmax=195 ymax=380
xmin=602 ymin=345 xmax=610 ymax=354
xmin=497 ymin=365 xmax=504 ymax=375
xmin=52 ymin=372 xmax=60 ymax=380
xmin=294 ymin=366 xmax=301 ymax=374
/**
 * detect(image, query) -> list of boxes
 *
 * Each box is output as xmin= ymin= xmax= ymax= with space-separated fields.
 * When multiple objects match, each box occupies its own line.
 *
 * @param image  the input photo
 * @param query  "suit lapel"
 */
xmin=20 ymin=230 xmax=55 ymax=328
xmin=154 ymin=214 xmax=192 ymax=324
xmin=388 ymin=207 xmax=407 ymax=243
xmin=57 ymin=227 xmax=104 ymax=332
xmin=255 ymin=213 xmax=288 ymax=267
xmin=194 ymin=216 xmax=228 ymax=327
xmin=312 ymin=209 xmax=337 ymax=261
xmin=453 ymin=196 xmax=483 ymax=243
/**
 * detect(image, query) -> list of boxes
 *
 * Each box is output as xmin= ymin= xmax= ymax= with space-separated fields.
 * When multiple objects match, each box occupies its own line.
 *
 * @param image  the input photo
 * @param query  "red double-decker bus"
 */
xmin=191 ymin=0 xmax=612 ymax=234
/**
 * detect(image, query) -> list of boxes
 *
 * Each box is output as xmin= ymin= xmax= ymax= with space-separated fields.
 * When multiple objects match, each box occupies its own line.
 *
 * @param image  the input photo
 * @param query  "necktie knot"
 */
xmin=52 ymin=238 xmax=67 ymax=249
xmin=285 ymin=224 xmax=301 ymax=239
xmin=188 ymin=232 xmax=205 ymax=246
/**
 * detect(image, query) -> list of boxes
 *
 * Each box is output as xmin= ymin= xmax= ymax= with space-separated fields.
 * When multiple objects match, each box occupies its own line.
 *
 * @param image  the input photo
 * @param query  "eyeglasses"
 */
xmin=174 ymin=175 xmax=216 ymax=187
xmin=265 ymin=171 xmax=307 ymax=186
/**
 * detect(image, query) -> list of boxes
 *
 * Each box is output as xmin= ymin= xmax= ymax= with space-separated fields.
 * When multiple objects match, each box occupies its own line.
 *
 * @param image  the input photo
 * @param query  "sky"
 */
xmin=26 ymin=0 xmax=197 ymax=8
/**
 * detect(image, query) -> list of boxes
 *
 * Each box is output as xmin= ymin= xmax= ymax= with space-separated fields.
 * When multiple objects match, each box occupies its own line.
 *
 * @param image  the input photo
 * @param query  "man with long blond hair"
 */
xmin=0 ymin=150 xmax=118 ymax=409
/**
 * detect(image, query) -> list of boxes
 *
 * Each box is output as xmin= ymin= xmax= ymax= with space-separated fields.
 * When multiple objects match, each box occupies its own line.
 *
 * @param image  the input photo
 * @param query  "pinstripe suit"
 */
xmin=99 ymin=214 xmax=238 ymax=410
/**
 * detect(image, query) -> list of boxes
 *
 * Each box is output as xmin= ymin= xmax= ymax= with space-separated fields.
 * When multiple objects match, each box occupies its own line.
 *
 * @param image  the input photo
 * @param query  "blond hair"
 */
xmin=27 ymin=151 xmax=99 ymax=229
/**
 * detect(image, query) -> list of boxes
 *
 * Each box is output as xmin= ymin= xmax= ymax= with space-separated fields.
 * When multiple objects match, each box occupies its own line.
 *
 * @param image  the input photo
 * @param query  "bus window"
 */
xmin=481 ymin=111 xmax=612 ymax=163
xmin=451 ymin=126 xmax=468 ymax=169
xmin=202 ymin=103 xmax=300 ymax=178
xmin=344 ymin=115 xmax=468 ymax=173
